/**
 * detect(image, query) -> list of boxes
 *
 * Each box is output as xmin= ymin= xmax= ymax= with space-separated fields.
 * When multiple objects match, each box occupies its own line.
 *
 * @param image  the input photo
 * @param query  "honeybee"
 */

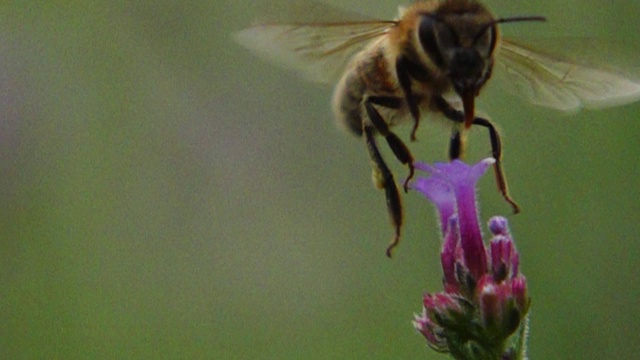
xmin=235 ymin=0 xmax=640 ymax=256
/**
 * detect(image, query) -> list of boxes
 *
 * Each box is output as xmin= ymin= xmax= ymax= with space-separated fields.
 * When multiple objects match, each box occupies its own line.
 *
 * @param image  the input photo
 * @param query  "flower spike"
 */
xmin=410 ymin=158 xmax=530 ymax=360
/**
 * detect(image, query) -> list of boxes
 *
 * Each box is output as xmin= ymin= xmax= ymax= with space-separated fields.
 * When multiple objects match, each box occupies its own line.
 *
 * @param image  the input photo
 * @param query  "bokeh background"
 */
xmin=1 ymin=1 xmax=639 ymax=359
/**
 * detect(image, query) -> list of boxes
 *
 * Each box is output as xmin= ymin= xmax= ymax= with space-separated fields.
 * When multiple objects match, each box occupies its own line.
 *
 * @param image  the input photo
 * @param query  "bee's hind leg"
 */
xmin=363 ymin=124 xmax=403 ymax=258
xmin=362 ymin=95 xmax=416 ymax=257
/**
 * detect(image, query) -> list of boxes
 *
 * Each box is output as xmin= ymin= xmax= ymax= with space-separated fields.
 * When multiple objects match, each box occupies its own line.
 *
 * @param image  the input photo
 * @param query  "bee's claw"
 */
xmin=506 ymin=196 xmax=521 ymax=214
xmin=385 ymin=228 xmax=401 ymax=258
xmin=403 ymin=162 xmax=415 ymax=193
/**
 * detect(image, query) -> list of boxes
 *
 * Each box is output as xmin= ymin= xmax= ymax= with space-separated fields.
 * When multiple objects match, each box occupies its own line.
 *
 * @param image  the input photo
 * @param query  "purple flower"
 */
xmin=411 ymin=159 xmax=530 ymax=360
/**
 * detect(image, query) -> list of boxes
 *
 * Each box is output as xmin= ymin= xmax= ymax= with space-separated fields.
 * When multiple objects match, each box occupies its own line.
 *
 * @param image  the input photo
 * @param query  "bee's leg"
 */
xmin=365 ymin=96 xmax=415 ymax=192
xmin=472 ymin=117 xmax=520 ymax=213
xmin=362 ymin=96 xmax=415 ymax=257
xmin=449 ymin=128 xmax=466 ymax=160
xmin=396 ymin=57 xmax=421 ymax=142
xmin=363 ymin=124 xmax=402 ymax=258
xmin=434 ymin=96 xmax=468 ymax=161
xmin=435 ymin=96 xmax=520 ymax=214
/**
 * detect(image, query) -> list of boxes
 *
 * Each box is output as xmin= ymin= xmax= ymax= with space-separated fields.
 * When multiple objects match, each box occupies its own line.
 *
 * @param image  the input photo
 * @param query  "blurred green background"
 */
xmin=1 ymin=1 xmax=639 ymax=359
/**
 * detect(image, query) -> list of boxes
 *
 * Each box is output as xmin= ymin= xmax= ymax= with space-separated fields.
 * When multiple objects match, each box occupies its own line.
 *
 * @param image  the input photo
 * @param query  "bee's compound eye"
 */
xmin=418 ymin=15 xmax=446 ymax=68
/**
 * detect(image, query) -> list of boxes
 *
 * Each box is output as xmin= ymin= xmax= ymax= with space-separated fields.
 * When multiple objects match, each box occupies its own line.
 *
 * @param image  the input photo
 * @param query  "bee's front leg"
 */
xmin=435 ymin=96 xmax=520 ymax=214
xmin=471 ymin=117 xmax=520 ymax=214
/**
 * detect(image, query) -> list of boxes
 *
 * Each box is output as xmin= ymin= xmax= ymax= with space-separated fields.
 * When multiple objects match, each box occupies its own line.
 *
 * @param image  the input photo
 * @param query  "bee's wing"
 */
xmin=494 ymin=38 xmax=640 ymax=112
xmin=234 ymin=1 xmax=395 ymax=84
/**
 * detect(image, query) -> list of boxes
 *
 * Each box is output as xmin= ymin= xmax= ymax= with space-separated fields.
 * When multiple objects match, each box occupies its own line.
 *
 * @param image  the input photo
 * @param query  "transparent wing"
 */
xmin=495 ymin=38 xmax=640 ymax=112
xmin=234 ymin=1 xmax=395 ymax=84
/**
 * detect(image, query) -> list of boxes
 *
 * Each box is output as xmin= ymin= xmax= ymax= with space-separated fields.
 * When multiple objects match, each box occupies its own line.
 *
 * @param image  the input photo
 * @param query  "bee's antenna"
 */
xmin=473 ymin=15 xmax=546 ymax=44
xmin=495 ymin=15 xmax=547 ymax=25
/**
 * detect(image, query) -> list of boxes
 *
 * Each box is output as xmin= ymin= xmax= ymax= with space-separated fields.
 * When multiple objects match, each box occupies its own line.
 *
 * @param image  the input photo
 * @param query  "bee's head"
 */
xmin=417 ymin=9 xmax=545 ymax=127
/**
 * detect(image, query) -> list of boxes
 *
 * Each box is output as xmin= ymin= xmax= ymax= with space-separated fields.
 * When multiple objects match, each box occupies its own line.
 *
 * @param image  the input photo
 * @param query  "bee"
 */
xmin=235 ymin=0 xmax=640 ymax=257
